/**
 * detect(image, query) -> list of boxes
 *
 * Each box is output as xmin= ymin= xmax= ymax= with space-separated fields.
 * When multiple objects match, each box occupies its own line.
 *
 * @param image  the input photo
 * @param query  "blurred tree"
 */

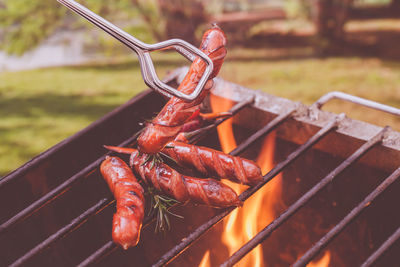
xmin=0 ymin=1 xmax=66 ymax=55
xmin=157 ymin=0 xmax=207 ymax=45
xmin=310 ymin=0 xmax=353 ymax=40
xmin=129 ymin=0 xmax=164 ymax=42
xmin=0 ymin=0 xmax=165 ymax=55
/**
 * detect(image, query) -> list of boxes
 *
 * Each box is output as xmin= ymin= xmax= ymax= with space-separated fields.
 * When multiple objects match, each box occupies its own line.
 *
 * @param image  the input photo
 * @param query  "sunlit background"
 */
xmin=1 ymin=0 xmax=400 ymax=176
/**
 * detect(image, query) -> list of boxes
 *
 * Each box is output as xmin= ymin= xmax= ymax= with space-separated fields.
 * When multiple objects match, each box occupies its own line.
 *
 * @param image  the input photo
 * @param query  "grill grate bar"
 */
xmin=293 ymin=165 xmax=400 ymax=267
xmin=78 ymin=241 xmax=115 ymax=267
xmin=189 ymin=95 xmax=255 ymax=144
xmin=153 ymin=115 xmax=340 ymax=267
xmin=69 ymin=97 xmax=255 ymax=267
xmin=222 ymin=126 xmax=388 ymax=267
xmin=10 ymin=198 xmax=111 ymax=267
xmin=230 ymin=108 xmax=295 ymax=156
xmin=77 ymin=208 xmax=160 ymax=267
xmin=361 ymin=225 xmax=400 ymax=267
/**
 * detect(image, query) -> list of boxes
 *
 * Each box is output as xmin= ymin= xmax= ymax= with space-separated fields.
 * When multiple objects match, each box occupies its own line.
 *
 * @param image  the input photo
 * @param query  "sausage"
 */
xmin=100 ymin=156 xmax=145 ymax=249
xmin=128 ymin=149 xmax=241 ymax=208
xmin=137 ymin=25 xmax=227 ymax=154
xmin=163 ymin=141 xmax=263 ymax=186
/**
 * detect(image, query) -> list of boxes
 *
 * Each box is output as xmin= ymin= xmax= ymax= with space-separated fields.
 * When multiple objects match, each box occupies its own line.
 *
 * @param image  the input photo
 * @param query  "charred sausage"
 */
xmin=137 ymin=25 xmax=227 ymax=154
xmin=128 ymin=149 xmax=241 ymax=208
xmin=100 ymin=156 xmax=145 ymax=249
xmin=163 ymin=141 xmax=262 ymax=186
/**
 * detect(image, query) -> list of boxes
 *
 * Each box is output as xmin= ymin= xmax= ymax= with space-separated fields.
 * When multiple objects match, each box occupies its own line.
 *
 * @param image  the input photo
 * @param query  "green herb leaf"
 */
xmin=147 ymin=186 xmax=183 ymax=233
xmin=159 ymin=152 xmax=178 ymax=165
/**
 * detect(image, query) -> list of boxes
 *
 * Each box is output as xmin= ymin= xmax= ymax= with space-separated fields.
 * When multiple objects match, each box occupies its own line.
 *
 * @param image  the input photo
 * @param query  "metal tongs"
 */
xmin=57 ymin=0 xmax=213 ymax=101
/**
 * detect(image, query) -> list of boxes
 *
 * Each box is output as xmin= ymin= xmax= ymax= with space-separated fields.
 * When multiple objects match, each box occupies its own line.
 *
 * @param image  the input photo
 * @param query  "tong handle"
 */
xmin=57 ymin=0 xmax=214 ymax=101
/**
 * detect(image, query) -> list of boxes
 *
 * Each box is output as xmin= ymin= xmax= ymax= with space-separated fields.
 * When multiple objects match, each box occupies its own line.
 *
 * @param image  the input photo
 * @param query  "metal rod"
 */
xmin=0 ymin=131 xmax=141 ymax=236
xmin=222 ymin=127 xmax=388 ymax=267
xmin=294 ymin=166 xmax=400 ymax=267
xmin=77 ymin=210 xmax=159 ymax=267
xmin=76 ymin=98 xmax=255 ymax=267
xmin=9 ymin=198 xmax=111 ymax=267
xmin=77 ymin=241 xmax=117 ymax=267
xmin=189 ymin=95 xmax=255 ymax=144
xmin=313 ymin=91 xmax=400 ymax=117
xmin=153 ymin=116 xmax=340 ymax=267
xmin=361 ymin=224 xmax=400 ymax=266
xmin=230 ymin=108 xmax=295 ymax=156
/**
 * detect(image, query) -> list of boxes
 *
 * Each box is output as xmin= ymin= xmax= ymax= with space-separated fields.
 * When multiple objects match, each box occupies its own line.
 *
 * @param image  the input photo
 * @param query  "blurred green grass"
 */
xmin=1 ymin=48 xmax=400 ymax=176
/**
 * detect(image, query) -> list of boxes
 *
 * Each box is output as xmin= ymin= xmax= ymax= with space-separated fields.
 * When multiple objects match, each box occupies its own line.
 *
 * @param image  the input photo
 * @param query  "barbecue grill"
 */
xmin=1 ymin=67 xmax=400 ymax=266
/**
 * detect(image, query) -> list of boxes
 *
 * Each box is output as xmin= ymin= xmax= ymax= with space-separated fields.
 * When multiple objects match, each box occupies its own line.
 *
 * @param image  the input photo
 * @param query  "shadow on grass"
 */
xmin=0 ymin=92 xmax=123 ymax=121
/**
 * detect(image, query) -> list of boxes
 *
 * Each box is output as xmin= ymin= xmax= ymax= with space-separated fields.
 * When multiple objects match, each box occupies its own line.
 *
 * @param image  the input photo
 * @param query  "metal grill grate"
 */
xmin=2 ymin=72 xmax=400 ymax=267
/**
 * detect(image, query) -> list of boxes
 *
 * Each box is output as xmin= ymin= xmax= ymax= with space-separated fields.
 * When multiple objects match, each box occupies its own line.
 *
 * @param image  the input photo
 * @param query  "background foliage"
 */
xmin=0 ymin=0 xmax=164 ymax=55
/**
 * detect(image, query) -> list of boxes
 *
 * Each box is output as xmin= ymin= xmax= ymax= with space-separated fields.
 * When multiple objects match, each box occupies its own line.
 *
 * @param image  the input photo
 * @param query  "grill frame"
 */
xmin=2 ymin=68 xmax=400 ymax=266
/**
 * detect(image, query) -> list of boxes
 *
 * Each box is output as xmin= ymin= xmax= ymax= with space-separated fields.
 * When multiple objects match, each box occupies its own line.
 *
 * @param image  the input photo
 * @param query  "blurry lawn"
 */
xmin=1 ymin=48 xmax=400 ymax=176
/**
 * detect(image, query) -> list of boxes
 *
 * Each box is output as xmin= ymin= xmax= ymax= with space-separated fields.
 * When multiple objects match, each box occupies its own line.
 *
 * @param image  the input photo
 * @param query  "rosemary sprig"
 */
xmin=138 ymin=152 xmax=182 ymax=233
xmin=141 ymin=154 xmax=152 ymax=166
xmin=147 ymin=187 xmax=183 ymax=233
xmin=141 ymin=154 xmax=163 ymax=169
xmin=159 ymin=152 xmax=178 ymax=165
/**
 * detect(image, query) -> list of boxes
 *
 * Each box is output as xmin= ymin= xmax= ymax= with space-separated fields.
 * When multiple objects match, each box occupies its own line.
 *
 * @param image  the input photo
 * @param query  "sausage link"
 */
xmin=100 ymin=156 xmax=145 ymax=249
xmin=163 ymin=141 xmax=263 ymax=186
xmin=137 ymin=25 xmax=227 ymax=154
xmin=129 ymin=150 xmax=241 ymax=208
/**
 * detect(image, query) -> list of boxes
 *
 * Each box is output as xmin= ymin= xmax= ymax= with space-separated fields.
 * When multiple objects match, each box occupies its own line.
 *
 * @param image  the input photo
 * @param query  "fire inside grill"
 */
xmin=1 ymin=67 xmax=400 ymax=267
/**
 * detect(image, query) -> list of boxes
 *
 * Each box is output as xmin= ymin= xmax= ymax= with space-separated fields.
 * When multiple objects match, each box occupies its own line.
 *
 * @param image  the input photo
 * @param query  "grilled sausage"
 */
xmin=129 ymin=150 xmax=241 ymax=208
xmin=163 ymin=141 xmax=262 ymax=186
xmin=100 ymin=156 xmax=145 ymax=249
xmin=137 ymin=25 xmax=227 ymax=154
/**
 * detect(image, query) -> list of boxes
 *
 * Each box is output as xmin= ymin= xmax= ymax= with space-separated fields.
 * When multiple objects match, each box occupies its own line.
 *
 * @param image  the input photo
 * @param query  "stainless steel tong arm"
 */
xmin=57 ymin=0 xmax=214 ymax=101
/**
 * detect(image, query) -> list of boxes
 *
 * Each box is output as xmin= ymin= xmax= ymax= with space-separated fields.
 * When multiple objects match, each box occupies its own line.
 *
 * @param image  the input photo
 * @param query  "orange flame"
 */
xmin=307 ymin=251 xmax=331 ymax=267
xmin=210 ymin=93 xmax=238 ymax=154
xmin=209 ymin=93 xmax=283 ymax=267
xmin=199 ymin=250 xmax=211 ymax=267
xmin=208 ymin=93 xmax=330 ymax=267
